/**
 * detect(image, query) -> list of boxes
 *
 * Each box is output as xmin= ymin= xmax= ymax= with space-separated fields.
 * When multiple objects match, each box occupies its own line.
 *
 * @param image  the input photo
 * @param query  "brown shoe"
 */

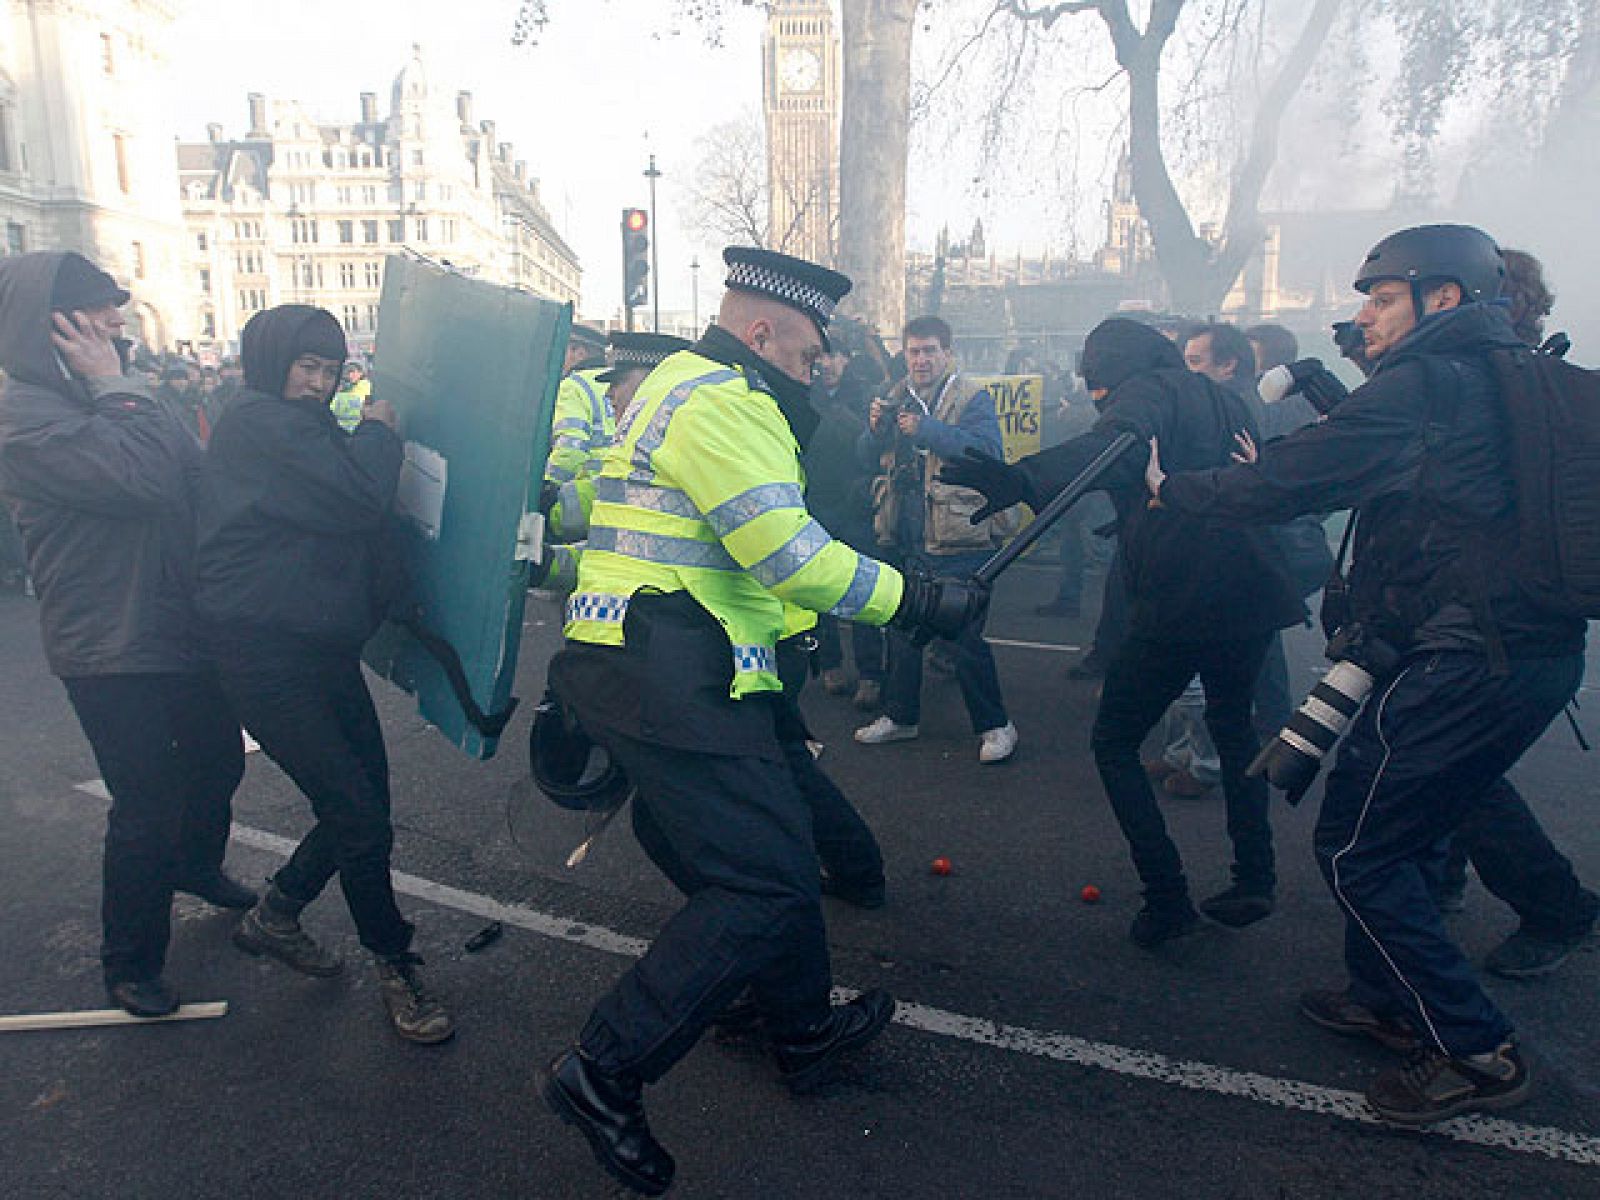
xmin=1162 ymin=769 xmax=1217 ymax=799
xmin=375 ymin=954 xmax=455 ymax=1045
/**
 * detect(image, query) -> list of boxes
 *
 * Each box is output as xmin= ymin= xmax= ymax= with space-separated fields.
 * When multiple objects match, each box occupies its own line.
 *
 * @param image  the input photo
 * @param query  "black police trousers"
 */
xmin=579 ymin=732 xmax=834 ymax=1083
xmin=1091 ymin=633 xmax=1276 ymax=902
xmin=64 ymin=673 xmax=244 ymax=985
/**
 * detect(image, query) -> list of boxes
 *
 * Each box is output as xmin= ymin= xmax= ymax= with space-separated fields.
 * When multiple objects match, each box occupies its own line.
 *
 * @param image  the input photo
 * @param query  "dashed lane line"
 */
xmin=205 ymin=817 xmax=1600 ymax=1169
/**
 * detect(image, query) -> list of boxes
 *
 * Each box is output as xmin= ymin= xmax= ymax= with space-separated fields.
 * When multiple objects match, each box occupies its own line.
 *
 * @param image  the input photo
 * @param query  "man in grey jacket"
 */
xmin=0 ymin=252 xmax=252 ymax=1017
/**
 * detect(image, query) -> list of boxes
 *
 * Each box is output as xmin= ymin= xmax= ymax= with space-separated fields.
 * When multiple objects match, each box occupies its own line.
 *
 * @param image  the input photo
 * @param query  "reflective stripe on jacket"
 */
xmin=545 ymin=369 xmax=614 ymax=485
xmin=564 ymin=348 xmax=904 ymax=697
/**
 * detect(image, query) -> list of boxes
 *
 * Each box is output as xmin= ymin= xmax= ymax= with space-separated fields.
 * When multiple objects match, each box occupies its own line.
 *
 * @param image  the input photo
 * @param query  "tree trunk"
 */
xmin=837 ymin=0 xmax=917 ymax=340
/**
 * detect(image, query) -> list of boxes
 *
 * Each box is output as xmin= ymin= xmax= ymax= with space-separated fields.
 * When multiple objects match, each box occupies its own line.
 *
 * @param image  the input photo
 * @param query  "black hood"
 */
xmin=1079 ymin=317 xmax=1185 ymax=393
xmin=240 ymin=305 xmax=348 ymax=401
xmin=0 ymin=252 xmax=74 ymax=393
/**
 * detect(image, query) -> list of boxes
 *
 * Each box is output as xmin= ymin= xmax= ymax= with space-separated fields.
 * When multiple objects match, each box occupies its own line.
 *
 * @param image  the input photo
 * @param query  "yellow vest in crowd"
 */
xmin=545 ymin=368 xmax=614 ymax=485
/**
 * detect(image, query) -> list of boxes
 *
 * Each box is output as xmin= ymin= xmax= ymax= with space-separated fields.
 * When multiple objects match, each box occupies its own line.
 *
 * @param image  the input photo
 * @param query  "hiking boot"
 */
xmin=854 ymin=716 xmax=918 ymax=745
xmin=175 ymin=869 xmax=257 ymax=910
xmin=375 ymin=953 xmax=455 ymax=1045
xmin=1128 ymin=900 xmax=1202 ymax=948
xmin=539 ymin=1051 xmax=675 ymax=1196
xmin=978 ymin=721 xmax=1019 ymax=764
xmin=1199 ymin=885 xmax=1275 ymax=928
xmin=233 ymin=887 xmax=343 ymax=977
xmin=820 ymin=667 xmax=855 ymax=696
xmin=852 ymin=679 xmax=882 ymax=711
xmin=771 ymin=989 xmax=896 ymax=1091
xmin=1484 ymin=928 xmax=1589 ymax=980
xmin=107 ymin=976 xmax=180 ymax=1018
xmin=1298 ymin=989 xmax=1421 ymax=1053
xmin=1366 ymin=1041 xmax=1531 ymax=1125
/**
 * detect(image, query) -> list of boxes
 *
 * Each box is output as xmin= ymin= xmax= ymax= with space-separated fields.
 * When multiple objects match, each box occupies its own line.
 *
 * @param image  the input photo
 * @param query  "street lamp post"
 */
xmin=644 ymin=153 xmax=661 ymax=333
xmin=690 ymin=256 xmax=700 ymax=334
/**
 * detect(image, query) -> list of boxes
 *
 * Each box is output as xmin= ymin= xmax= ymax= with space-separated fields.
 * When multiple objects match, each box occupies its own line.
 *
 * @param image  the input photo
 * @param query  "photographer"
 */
xmin=854 ymin=316 xmax=1017 ymax=764
xmin=1147 ymin=225 xmax=1587 ymax=1124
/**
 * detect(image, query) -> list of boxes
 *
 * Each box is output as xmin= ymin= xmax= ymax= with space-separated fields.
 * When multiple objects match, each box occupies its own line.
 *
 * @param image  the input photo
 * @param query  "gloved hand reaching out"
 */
xmin=891 ymin=568 xmax=991 ymax=646
xmin=937 ymin=449 xmax=1039 ymax=524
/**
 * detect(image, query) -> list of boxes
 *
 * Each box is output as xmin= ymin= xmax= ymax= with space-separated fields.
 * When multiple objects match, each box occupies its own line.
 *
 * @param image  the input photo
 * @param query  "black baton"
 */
xmin=973 ymin=431 xmax=1139 ymax=587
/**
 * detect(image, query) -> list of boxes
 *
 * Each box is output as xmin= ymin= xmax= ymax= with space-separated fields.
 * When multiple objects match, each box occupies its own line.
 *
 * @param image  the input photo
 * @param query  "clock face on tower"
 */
xmin=780 ymin=46 xmax=822 ymax=92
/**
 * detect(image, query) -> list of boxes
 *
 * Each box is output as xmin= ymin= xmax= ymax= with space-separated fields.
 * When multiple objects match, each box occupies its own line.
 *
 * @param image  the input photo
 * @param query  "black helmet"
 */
xmin=1353 ymin=224 xmax=1506 ymax=302
xmin=528 ymin=693 xmax=630 ymax=813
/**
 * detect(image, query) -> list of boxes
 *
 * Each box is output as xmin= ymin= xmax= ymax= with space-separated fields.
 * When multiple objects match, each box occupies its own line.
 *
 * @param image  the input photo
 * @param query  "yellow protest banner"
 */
xmin=968 ymin=374 xmax=1044 ymax=464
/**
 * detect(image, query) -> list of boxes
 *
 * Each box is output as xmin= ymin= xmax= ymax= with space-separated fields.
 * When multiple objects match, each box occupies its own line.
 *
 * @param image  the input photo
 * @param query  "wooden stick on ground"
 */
xmin=0 ymin=1002 xmax=228 ymax=1033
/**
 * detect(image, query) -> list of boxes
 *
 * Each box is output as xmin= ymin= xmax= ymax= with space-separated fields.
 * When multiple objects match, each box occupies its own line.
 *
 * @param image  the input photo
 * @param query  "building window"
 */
xmin=291 ymin=218 xmax=318 ymax=244
xmin=387 ymin=219 xmax=403 ymax=243
xmin=0 ymin=104 xmax=14 ymax=173
xmin=113 ymin=133 xmax=131 ymax=194
xmin=100 ymin=33 xmax=115 ymax=76
xmin=336 ymin=186 xmax=352 ymax=205
xmin=339 ymin=262 xmax=356 ymax=288
xmin=362 ymin=185 xmax=377 ymax=205
xmin=337 ymin=220 xmax=354 ymax=244
xmin=366 ymin=303 xmax=379 ymax=329
xmin=411 ymin=149 xmax=424 ymax=166
xmin=414 ymin=218 xmax=428 ymax=242
xmin=198 ymin=268 xmax=211 ymax=293
xmin=362 ymin=220 xmax=379 ymax=244
xmin=131 ymin=241 xmax=145 ymax=279
xmin=364 ymin=261 xmax=381 ymax=287
xmin=441 ymin=219 xmax=457 ymax=243
xmin=342 ymin=304 xmax=360 ymax=330
xmin=201 ymin=311 xmax=216 ymax=338
xmin=195 ymin=231 xmax=208 ymax=252
xmin=4 ymin=222 xmax=24 ymax=256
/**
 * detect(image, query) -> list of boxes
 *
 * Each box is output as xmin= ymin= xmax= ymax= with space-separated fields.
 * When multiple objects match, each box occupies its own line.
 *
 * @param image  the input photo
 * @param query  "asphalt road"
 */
xmin=2 ymin=563 xmax=1597 ymax=1200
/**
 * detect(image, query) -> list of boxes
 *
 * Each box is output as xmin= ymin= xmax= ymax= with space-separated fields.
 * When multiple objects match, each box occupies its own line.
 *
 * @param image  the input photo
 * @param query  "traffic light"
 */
xmin=621 ymin=208 xmax=649 ymax=309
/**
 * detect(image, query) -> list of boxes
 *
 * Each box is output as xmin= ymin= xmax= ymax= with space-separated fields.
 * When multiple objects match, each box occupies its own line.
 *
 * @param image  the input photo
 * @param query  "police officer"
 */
xmin=1145 ymin=225 xmax=1587 ymax=1124
xmin=544 ymin=323 xmax=612 ymax=488
xmin=537 ymin=247 xmax=984 ymax=1195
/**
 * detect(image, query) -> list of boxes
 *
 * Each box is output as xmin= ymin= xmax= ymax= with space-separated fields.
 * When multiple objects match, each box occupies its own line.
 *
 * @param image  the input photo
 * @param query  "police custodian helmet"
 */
xmin=1354 ymin=223 xmax=1506 ymax=303
xmin=528 ymin=692 xmax=630 ymax=812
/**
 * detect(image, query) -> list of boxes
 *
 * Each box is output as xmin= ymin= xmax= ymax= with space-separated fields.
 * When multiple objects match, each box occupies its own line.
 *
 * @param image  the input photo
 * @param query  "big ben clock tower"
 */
xmin=762 ymin=0 xmax=840 ymax=265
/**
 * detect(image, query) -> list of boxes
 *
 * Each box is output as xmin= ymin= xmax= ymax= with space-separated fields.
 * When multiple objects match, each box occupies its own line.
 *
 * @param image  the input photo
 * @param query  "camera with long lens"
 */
xmin=1257 ymin=357 xmax=1350 ymax=416
xmin=1249 ymin=623 xmax=1399 ymax=804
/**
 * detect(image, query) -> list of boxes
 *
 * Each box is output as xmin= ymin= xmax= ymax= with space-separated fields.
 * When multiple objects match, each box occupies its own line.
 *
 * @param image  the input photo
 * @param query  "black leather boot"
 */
xmin=539 ymin=1051 xmax=675 ymax=1196
xmin=771 ymin=989 xmax=896 ymax=1091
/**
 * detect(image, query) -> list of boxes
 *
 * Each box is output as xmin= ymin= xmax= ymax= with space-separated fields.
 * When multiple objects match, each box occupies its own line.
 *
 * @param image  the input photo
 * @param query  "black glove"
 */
xmin=892 ymin=569 xmax=991 ymax=646
xmin=1260 ymin=358 xmax=1349 ymax=417
xmin=537 ymin=480 xmax=561 ymax=516
xmin=937 ymin=448 xmax=1037 ymax=523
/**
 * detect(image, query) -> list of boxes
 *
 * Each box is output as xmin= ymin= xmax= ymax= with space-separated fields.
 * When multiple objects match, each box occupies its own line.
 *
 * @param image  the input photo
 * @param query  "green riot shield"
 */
xmin=362 ymin=255 xmax=570 ymax=759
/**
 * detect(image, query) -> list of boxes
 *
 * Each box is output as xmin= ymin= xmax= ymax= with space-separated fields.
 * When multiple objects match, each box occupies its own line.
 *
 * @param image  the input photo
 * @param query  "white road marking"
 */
xmin=987 ymin=638 xmax=1082 ymax=653
xmin=67 ymin=781 xmax=1600 ymax=1167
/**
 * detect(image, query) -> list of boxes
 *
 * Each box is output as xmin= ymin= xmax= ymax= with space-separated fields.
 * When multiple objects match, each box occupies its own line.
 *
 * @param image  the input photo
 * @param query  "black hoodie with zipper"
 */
xmin=195 ymin=305 xmax=403 ymax=652
xmin=0 ymin=252 xmax=205 ymax=677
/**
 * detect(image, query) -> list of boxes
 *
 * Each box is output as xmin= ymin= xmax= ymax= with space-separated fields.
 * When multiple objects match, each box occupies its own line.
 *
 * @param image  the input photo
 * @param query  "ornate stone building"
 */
xmin=761 ymin=0 xmax=839 ymax=264
xmin=0 ymin=0 xmax=192 ymax=349
xmin=177 ymin=47 xmax=582 ymax=354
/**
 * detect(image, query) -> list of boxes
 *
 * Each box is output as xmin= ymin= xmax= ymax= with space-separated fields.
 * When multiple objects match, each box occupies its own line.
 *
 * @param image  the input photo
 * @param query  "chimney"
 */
xmin=479 ymin=119 xmax=496 ymax=147
xmin=246 ymin=93 xmax=268 ymax=138
xmin=456 ymin=91 xmax=474 ymax=129
xmin=514 ymin=159 xmax=526 ymax=182
xmin=206 ymin=123 xmax=224 ymax=143
xmin=498 ymin=142 xmax=512 ymax=165
xmin=360 ymin=92 xmax=377 ymax=124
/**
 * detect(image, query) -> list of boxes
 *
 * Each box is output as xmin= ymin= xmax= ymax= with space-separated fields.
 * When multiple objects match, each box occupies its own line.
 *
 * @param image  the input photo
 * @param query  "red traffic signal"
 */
xmin=621 ymin=208 xmax=650 ymax=308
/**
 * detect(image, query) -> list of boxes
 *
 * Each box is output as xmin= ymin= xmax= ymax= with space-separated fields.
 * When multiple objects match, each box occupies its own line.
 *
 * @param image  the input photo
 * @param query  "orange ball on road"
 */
xmin=930 ymin=857 xmax=952 ymax=876
xmin=1080 ymin=885 xmax=1101 ymax=903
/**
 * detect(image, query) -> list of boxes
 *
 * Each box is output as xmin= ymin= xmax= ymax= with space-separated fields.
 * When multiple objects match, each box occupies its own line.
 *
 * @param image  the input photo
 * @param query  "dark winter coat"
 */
xmin=1017 ymin=318 xmax=1303 ymax=643
xmin=0 ymin=251 xmax=206 ymax=677
xmin=1160 ymin=302 xmax=1586 ymax=659
xmin=194 ymin=307 xmax=403 ymax=651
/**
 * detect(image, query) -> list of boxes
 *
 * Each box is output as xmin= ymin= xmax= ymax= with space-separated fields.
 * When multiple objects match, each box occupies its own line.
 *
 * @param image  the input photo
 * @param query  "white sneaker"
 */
xmin=979 ymin=722 xmax=1018 ymax=764
xmin=854 ymin=716 xmax=919 ymax=745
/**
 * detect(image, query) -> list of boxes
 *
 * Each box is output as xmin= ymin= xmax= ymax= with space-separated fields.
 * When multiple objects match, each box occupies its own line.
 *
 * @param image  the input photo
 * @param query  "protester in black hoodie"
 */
xmin=942 ymin=316 xmax=1302 ymax=947
xmin=0 ymin=252 xmax=251 ymax=1017
xmin=196 ymin=304 xmax=453 ymax=1045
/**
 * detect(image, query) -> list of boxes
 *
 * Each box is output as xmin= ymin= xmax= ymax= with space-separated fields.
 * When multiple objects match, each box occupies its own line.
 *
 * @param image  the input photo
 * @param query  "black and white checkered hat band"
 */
xmin=608 ymin=346 xmax=671 ymax=369
xmin=725 ymin=261 xmax=839 ymax=324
